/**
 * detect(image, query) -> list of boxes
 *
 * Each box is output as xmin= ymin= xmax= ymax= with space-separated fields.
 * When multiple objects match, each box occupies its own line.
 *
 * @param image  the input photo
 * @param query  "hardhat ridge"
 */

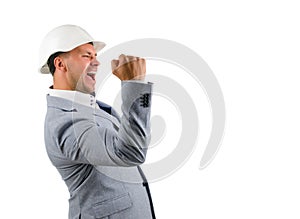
xmin=39 ymin=24 xmax=105 ymax=74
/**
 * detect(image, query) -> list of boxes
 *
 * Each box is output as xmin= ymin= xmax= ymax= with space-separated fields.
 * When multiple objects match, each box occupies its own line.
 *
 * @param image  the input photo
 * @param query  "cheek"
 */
xmin=68 ymin=62 xmax=88 ymax=76
xmin=77 ymin=62 xmax=90 ymax=75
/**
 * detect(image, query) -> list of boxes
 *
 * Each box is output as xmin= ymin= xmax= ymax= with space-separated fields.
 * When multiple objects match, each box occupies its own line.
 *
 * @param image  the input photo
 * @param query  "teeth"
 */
xmin=87 ymin=72 xmax=97 ymax=75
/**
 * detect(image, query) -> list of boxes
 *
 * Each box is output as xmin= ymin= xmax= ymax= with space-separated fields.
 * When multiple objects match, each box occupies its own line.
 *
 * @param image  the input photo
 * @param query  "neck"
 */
xmin=53 ymin=72 xmax=72 ymax=90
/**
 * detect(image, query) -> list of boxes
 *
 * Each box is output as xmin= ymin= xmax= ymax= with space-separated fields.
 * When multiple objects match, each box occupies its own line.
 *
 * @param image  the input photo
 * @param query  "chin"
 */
xmin=76 ymin=86 xmax=95 ymax=94
xmin=87 ymin=87 xmax=95 ymax=94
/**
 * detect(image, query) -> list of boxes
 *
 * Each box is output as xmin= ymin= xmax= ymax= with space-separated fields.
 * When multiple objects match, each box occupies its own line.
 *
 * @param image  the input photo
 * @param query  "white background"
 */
xmin=1 ymin=0 xmax=300 ymax=218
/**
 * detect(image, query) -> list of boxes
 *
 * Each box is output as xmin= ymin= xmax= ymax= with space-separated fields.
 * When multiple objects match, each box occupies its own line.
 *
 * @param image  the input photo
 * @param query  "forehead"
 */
xmin=71 ymin=43 xmax=96 ymax=54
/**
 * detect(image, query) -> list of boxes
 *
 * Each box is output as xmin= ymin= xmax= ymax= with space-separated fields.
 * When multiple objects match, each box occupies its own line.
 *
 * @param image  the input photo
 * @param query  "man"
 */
xmin=39 ymin=24 xmax=155 ymax=219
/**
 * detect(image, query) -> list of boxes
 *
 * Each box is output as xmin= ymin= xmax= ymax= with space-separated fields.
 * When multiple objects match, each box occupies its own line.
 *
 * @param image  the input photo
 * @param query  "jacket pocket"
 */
xmin=93 ymin=193 xmax=132 ymax=218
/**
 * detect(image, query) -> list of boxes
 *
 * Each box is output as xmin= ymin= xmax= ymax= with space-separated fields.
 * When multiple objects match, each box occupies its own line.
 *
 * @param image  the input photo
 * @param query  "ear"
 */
xmin=54 ymin=56 xmax=67 ymax=72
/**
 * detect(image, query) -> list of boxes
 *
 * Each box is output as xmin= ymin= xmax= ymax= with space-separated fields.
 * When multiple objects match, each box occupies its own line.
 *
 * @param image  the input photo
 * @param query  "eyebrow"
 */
xmin=85 ymin=51 xmax=97 ymax=56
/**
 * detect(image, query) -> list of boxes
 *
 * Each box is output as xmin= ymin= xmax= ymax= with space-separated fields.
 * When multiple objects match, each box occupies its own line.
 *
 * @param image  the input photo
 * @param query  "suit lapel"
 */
xmin=94 ymin=101 xmax=120 ymax=129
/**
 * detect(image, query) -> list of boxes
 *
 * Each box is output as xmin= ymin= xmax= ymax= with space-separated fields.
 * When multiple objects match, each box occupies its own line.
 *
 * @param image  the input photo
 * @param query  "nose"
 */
xmin=91 ymin=57 xmax=100 ymax=67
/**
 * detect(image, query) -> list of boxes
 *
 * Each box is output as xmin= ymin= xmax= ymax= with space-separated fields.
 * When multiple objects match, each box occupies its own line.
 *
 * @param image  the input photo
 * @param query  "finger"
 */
xmin=118 ymin=54 xmax=126 ymax=59
xmin=139 ymin=58 xmax=146 ymax=74
xmin=118 ymin=54 xmax=127 ymax=65
xmin=111 ymin=59 xmax=119 ymax=70
xmin=138 ymin=57 xmax=145 ymax=63
xmin=137 ymin=58 xmax=146 ymax=66
xmin=119 ymin=54 xmax=138 ymax=65
xmin=126 ymin=55 xmax=138 ymax=61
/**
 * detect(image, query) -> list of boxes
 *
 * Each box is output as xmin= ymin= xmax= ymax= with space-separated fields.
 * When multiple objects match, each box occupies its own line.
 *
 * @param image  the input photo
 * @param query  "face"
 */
xmin=62 ymin=43 xmax=99 ymax=94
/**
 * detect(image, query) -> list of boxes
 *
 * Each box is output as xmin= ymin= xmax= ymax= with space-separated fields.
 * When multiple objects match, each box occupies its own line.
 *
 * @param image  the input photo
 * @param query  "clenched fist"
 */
xmin=111 ymin=54 xmax=146 ymax=81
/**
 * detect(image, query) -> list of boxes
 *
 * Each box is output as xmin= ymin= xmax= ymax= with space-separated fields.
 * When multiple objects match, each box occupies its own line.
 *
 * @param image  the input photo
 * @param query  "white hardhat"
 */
xmin=39 ymin=24 xmax=106 ymax=74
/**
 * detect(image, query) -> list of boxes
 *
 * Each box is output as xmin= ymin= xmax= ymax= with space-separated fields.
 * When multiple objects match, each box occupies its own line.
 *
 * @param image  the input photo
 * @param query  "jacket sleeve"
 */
xmin=56 ymin=81 xmax=152 ymax=166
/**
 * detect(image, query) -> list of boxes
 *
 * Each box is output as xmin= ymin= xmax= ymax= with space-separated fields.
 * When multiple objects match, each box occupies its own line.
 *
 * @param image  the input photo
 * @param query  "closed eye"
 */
xmin=82 ymin=55 xmax=91 ymax=58
xmin=82 ymin=51 xmax=97 ymax=59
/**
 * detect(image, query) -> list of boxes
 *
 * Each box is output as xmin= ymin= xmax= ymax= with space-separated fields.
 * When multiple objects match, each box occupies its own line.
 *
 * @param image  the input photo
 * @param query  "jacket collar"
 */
xmin=46 ymin=95 xmax=120 ymax=127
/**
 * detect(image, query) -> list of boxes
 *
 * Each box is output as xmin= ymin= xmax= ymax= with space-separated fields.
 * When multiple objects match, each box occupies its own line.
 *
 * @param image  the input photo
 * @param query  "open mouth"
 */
xmin=87 ymin=72 xmax=96 ymax=81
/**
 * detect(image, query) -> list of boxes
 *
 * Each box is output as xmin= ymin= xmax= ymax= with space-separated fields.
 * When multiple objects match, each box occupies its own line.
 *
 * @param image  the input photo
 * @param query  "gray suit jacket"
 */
xmin=44 ymin=81 xmax=155 ymax=219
